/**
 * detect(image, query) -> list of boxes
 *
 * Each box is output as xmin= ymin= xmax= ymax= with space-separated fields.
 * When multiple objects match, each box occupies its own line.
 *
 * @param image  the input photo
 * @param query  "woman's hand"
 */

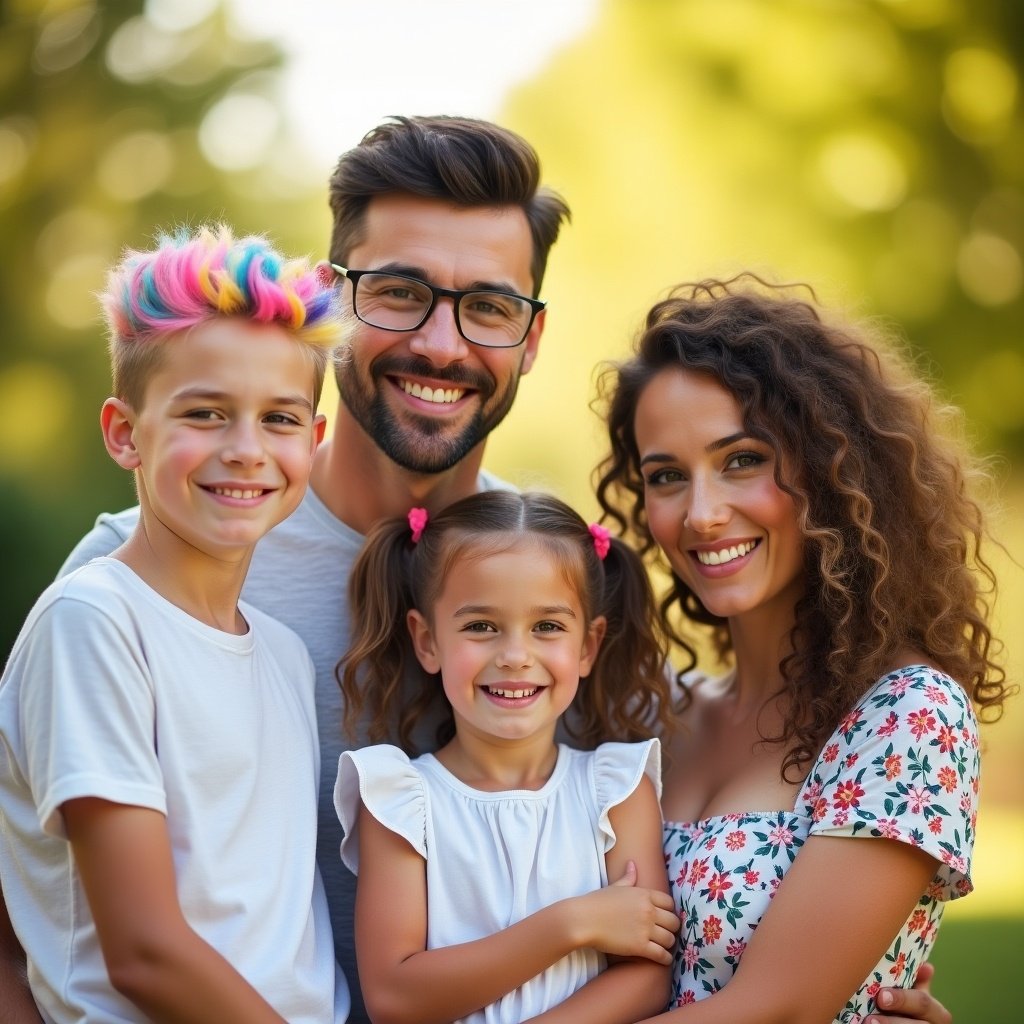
xmin=868 ymin=963 xmax=952 ymax=1024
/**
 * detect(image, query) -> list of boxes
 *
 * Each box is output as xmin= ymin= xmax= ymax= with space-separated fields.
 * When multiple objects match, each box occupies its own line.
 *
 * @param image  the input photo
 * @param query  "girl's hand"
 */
xmin=566 ymin=860 xmax=680 ymax=965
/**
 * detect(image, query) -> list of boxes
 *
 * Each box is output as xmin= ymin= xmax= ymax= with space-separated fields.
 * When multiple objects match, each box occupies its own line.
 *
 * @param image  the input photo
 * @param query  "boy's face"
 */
xmin=103 ymin=318 xmax=325 ymax=562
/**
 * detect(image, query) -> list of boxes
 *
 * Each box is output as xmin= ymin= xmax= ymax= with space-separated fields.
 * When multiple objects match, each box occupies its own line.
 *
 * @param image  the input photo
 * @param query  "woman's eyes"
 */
xmin=726 ymin=450 xmax=766 ymax=470
xmin=645 ymin=451 xmax=768 ymax=485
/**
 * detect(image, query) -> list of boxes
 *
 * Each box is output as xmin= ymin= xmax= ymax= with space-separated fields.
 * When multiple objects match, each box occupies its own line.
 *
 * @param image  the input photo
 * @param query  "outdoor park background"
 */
xmin=1 ymin=0 xmax=1020 ymax=1018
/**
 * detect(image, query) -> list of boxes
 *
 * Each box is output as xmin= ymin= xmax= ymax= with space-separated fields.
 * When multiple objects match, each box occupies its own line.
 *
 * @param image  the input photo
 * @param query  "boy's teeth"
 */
xmin=211 ymin=487 xmax=265 ymax=499
xmin=402 ymin=380 xmax=464 ymax=404
xmin=488 ymin=686 xmax=538 ymax=699
xmin=697 ymin=541 xmax=756 ymax=566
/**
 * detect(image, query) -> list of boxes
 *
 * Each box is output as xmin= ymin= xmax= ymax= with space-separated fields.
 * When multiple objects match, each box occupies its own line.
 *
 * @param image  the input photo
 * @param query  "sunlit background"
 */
xmin=2 ymin=0 xmax=1021 ymax=1018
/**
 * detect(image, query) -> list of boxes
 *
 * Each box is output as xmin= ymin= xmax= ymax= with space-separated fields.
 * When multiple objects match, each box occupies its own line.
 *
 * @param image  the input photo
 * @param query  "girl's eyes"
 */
xmin=459 ymin=620 xmax=567 ymax=634
xmin=534 ymin=621 xmax=566 ymax=634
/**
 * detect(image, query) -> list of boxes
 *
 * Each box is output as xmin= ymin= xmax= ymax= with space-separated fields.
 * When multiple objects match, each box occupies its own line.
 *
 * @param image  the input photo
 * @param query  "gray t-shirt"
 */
xmin=58 ymin=474 xmax=511 ymax=1024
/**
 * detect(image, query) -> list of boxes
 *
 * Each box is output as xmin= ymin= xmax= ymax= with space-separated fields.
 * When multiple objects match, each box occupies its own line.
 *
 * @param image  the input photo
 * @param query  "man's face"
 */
xmin=334 ymin=193 xmax=544 ymax=474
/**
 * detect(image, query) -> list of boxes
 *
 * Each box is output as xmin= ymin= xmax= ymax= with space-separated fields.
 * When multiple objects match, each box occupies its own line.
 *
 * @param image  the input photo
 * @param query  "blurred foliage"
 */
xmin=0 ymin=0 xmax=1021 ymax=1013
xmin=491 ymin=0 xmax=1024 ymax=510
xmin=0 ymin=0 xmax=328 ymax=655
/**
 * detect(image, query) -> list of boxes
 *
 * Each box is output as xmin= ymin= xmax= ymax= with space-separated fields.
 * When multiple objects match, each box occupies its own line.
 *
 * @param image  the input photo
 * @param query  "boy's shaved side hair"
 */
xmin=101 ymin=224 xmax=345 ymax=408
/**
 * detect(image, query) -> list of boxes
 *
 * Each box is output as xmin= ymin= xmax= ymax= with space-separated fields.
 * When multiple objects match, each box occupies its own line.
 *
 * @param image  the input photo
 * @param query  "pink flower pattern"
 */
xmin=663 ymin=666 xmax=978 ymax=1018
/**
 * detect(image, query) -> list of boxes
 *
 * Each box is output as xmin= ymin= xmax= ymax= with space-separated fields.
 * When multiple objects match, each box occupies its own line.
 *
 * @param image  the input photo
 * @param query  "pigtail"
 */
xmin=568 ymin=535 xmax=676 ymax=747
xmin=338 ymin=517 xmax=441 ymax=750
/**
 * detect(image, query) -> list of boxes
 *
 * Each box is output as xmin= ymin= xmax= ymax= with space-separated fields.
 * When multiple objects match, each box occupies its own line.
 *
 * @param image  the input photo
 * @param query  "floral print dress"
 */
xmin=663 ymin=665 xmax=979 ymax=1022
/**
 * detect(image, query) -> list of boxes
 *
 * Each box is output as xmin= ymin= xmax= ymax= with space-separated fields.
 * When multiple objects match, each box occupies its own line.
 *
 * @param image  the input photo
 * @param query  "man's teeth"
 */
xmin=696 ymin=541 xmax=756 ymax=566
xmin=402 ymin=380 xmax=464 ymax=404
xmin=211 ymin=487 xmax=265 ymax=499
xmin=487 ymin=686 xmax=538 ymax=699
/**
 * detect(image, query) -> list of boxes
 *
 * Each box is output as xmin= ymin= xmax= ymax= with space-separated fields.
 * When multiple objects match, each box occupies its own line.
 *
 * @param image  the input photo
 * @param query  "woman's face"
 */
xmin=632 ymin=367 xmax=805 ymax=624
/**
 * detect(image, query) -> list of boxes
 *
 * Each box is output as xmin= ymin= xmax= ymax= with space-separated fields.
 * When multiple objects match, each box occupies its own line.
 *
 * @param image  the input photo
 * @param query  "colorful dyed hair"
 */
xmin=101 ymin=224 xmax=345 ymax=407
xmin=339 ymin=490 xmax=674 ymax=754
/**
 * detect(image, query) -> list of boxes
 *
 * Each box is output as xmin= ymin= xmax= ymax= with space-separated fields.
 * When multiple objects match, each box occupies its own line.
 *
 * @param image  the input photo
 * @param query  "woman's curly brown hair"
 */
xmin=595 ymin=275 xmax=1010 ymax=779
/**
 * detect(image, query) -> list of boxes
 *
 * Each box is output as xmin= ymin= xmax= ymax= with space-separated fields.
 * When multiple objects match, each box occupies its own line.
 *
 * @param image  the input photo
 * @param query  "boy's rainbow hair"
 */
xmin=101 ymin=224 xmax=344 ymax=405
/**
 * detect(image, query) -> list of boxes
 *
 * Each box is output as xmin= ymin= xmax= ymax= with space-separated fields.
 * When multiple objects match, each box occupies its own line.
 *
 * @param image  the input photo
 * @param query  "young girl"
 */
xmin=595 ymin=276 xmax=1010 ymax=1024
xmin=334 ymin=490 xmax=680 ymax=1024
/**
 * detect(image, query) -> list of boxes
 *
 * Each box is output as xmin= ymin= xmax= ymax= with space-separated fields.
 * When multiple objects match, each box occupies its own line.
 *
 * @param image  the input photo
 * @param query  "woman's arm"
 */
xmin=635 ymin=833 xmax=937 ymax=1024
xmin=353 ymin=791 xmax=678 ymax=1024
xmin=64 ymin=798 xmax=287 ymax=1024
xmin=524 ymin=774 xmax=676 ymax=1024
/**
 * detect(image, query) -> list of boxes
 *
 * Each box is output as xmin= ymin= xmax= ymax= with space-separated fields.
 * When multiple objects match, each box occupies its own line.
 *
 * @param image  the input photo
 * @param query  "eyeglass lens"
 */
xmin=354 ymin=273 xmax=532 ymax=347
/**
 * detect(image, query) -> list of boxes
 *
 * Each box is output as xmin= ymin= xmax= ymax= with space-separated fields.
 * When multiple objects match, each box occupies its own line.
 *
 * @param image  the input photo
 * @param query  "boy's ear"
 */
xmin=407 ymin=609 xmax=441 ymax=675
xmin=312 ymin=412 xmax=327 ymax=451
xmin=100 ymin=398 xmax=141 ymax=470
xmin=579 ymin=615 xmax=607 ymax=679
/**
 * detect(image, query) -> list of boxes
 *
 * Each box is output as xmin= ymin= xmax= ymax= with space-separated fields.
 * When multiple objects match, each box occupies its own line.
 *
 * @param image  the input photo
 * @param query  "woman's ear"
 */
xmin=100 ymin=398 xmax=141 ymax=470
xmin=407 ymin=609 xmax=442 ymax=675
xmin=579 ymin=615 xmax=607 ymax=679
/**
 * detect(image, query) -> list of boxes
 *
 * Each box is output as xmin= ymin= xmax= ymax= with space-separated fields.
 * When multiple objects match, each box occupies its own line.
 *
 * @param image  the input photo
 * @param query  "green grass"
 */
xmin=928 ymin=915 xmax=1021 ymax=1023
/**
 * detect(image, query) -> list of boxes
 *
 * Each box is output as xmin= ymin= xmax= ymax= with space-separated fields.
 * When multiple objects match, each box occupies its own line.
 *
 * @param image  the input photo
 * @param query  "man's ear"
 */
xmin=100 ymin=398 xmax=140 ymax=470
xmin=519 ymin=306 xmax=545 ymax=376
xmin=407 ymin=609 xmax=441 ymax=675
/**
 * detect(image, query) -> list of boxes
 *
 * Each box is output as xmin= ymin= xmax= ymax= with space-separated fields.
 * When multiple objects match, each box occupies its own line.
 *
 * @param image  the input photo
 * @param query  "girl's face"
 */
xmin=407 ymin=537 xmax=605 ymax=745
xmin=633 ymin=367 xmax=805 ymax=625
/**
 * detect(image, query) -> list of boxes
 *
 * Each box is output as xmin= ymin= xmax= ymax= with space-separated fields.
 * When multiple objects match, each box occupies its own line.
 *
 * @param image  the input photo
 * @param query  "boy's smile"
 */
xmin=106 ymin=318 xmax=325 ymax=566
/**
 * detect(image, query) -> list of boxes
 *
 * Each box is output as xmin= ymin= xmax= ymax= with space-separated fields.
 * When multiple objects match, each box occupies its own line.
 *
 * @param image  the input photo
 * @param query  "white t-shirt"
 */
xmin=57 ymin=476 xmax=511 ymax=1023
xmin=0 ymin=558 xmax=346 ymax=1023
xmin=334 ymin=739 xmax=661 ymax=1024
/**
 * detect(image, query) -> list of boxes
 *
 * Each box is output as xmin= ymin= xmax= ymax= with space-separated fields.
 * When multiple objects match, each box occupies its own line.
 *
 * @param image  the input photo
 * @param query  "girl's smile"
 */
xmin=407 ymin=537 xmax=605 ymax=747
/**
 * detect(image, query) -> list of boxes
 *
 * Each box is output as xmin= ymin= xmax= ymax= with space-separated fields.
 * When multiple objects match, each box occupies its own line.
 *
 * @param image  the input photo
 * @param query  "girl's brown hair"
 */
xmin=339 ymin=490 xmax=673 ymax=753
xmin=595 ymin=275 xmax=1010 ymax=778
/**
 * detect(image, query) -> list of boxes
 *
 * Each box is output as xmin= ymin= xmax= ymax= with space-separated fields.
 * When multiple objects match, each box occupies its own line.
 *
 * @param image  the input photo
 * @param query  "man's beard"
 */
xmin=336 ymin=354 xmax=522 ymax=475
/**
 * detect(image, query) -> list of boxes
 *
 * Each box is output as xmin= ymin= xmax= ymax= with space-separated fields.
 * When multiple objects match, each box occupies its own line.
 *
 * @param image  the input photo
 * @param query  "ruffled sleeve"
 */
xmin=334 ymin=744 xmax=428 ymax=874
xmin=593 ymin=738 xmax=662 ymax=852
xmin=800 ymin=665 xmax=979 ymax=901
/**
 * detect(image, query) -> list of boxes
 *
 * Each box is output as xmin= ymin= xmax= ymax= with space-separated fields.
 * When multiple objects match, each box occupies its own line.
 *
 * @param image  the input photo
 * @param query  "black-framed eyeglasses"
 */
xmin=331 ymin=265 xmax=545 ymax=349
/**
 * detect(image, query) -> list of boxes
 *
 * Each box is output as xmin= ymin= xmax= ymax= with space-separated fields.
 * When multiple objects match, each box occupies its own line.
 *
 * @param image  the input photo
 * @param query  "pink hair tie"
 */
xmin=408 ymin=507 xmax=428 ymax=544
xmin=589 ymin=523 xmax=611 ymax=561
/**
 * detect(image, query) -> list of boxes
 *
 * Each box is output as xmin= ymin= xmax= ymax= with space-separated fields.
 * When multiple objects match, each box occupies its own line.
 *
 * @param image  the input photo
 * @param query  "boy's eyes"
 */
xmin=181 ymin=409 xmax=302 ymax=426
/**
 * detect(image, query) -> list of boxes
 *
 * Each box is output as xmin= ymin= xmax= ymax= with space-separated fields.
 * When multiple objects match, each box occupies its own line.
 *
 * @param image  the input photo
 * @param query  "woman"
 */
xmin=595 ymin=276 xmax=1009 ymax=1024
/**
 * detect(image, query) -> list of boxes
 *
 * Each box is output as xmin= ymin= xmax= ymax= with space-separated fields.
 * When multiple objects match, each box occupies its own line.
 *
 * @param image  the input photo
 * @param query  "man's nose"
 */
xmin=408 ymin=297 xmax=471 ymax=368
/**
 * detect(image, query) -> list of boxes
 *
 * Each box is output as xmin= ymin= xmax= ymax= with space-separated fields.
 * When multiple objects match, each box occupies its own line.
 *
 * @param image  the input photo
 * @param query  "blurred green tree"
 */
xmin=0 ymin=0 xmax=324 ymax=654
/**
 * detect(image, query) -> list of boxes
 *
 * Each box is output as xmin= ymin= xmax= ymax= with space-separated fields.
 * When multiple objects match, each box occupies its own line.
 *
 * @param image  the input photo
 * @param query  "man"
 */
xmin=0 ymin=116 xmax=951 ymax=1024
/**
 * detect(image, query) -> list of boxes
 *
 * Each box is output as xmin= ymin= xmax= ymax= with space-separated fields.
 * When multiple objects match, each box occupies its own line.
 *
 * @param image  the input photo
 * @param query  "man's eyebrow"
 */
xmin=371 ymin=262 xmax=524 ymax=296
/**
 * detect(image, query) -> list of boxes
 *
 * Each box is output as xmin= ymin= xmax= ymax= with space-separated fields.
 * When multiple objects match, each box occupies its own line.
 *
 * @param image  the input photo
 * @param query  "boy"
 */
xmin=0 ymin=226 xmax=349 ymax=1022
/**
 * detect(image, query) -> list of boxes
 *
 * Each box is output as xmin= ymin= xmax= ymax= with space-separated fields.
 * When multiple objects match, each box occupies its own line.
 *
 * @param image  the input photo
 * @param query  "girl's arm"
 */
xmin=634 ymin=833 xmax=937 ymax=1024
xmin=524 ymin=774 xmax=675 ymax=1024
xmin=63 ymin=798 xmax=287 ymax=1024
xmin=353 ymin=792 xmax=678 ymax=1024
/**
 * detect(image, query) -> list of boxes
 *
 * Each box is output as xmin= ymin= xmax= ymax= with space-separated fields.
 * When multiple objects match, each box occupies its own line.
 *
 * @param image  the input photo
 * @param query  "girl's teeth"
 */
xmin=488 ymin=687 xmax=537 ymax=699
xmin=697 ymin=541 xmax=756 ymax=566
